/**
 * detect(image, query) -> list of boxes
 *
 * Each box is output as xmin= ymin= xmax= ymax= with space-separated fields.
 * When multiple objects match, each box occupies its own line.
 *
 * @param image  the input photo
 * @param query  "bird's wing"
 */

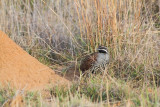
xmin=80 ymin=52 xmax=98 ymax=72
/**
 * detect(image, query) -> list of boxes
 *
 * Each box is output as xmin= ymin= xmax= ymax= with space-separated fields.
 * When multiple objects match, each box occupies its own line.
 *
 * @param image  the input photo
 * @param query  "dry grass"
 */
xmin=0 ymin=0 xmax=160 ymax=106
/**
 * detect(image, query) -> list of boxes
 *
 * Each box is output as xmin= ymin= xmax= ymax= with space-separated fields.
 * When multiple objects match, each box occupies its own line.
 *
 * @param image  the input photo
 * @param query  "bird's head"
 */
xmin=97 ymin=46 xmax=108 ymax=54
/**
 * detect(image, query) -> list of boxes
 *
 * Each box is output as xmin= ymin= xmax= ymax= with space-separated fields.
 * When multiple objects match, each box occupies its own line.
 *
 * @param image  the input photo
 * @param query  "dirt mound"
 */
xmin=0 ymin=31 xmax=69 ymax=90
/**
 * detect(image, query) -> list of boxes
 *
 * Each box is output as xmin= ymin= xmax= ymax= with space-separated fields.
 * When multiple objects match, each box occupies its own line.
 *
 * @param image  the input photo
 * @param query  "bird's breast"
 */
xmin=97 ymin=53 xmax=109 ymax=63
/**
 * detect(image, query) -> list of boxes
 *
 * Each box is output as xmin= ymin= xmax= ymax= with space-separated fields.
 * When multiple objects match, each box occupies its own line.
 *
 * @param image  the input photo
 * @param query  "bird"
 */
xmin=80 ymin=46 xmax=109 ymax=73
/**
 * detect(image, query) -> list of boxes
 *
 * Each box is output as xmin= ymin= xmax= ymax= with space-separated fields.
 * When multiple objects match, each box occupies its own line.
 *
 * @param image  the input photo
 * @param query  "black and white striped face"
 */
xmin=97 ymin=46 xmax=108 ymax=54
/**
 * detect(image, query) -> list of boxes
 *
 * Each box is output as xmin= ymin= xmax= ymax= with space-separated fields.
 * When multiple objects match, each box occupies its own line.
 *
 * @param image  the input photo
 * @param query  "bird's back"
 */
xmin=80 ymin=52 xmax=98 ymax=72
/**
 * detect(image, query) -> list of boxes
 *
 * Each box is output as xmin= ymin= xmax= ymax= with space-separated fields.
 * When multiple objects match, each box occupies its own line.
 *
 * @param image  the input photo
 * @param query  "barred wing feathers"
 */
xmin=80 ymin=52 xmax=98 ymax=72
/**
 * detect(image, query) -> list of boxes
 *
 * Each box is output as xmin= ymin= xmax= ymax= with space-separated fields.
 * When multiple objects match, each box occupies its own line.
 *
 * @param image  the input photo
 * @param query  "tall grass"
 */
xmin=0 ymin=0 xmax=159 ymax=106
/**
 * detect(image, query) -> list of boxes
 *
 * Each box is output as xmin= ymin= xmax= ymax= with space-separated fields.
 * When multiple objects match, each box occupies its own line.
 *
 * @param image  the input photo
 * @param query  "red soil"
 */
xmin=0 ymin=31 xmax=69 ymax=90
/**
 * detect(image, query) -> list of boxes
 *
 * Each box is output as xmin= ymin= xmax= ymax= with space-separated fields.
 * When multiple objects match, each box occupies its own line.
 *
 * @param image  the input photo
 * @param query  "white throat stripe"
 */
xmin=98 ymin=49 xmax=108 ymax=53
